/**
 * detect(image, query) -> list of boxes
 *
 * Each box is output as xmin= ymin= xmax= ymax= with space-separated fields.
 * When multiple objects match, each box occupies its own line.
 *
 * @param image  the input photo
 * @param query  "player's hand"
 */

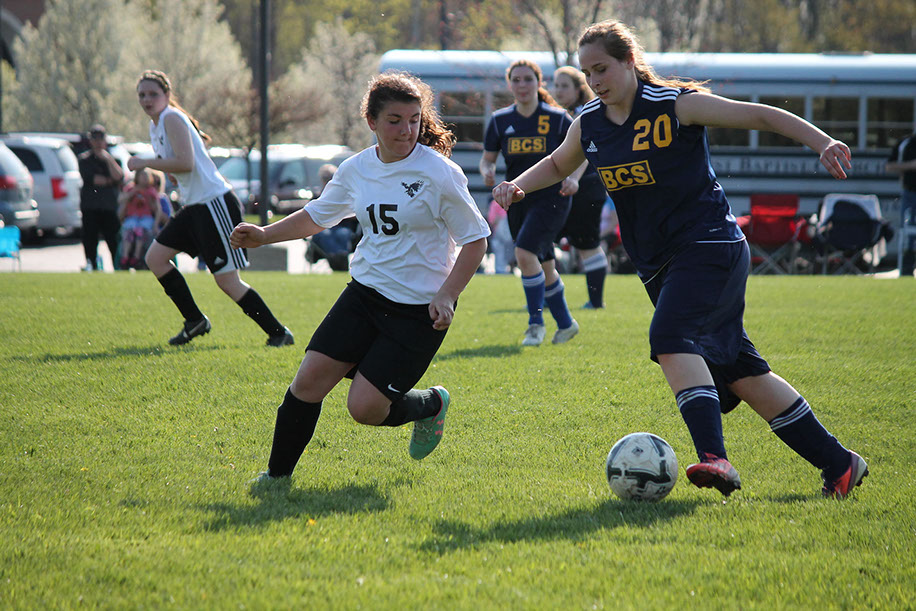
xmin=481 ymin=168 xmax=496 ymax=187
xmin=819 ymin=139 xmax=852 ymax=179
xmin=492 ymin=181 xmax=525 ymax=210
xmin=428 ymin=295 xmax=455 ymax=331
xmin=559 ymin=176 xmax=579 ymax=197
xmin=230 ymin=222 xmax=267 ymax=249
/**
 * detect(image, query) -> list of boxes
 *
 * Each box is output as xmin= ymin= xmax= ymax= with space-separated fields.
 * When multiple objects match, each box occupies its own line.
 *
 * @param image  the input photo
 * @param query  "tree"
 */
xmin=3 ymin=0 xmax=145 ymax=136
xmin=508 ymin=0 xmax=606 ymax=65
xmin=281 ymin=18 xmax=380 ymax=149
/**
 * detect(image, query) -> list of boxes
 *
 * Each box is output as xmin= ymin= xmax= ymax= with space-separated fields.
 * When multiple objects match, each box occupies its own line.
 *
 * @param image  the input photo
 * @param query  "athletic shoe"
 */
xmin=822 ymin=451 xmax=868 ymax=499
xmin=686 ymin=453 xmax=742 ymax=496
xmin=267 ymin=327 xmax=295 ymax=347
xmin=248 ymin=470 xmax=291 ymax=497
xmin=168 ymin=316 xmax=211 ymax=345
xmin=582 ymin=301 xmax=604 ymax=309
xmin=521 ymin=323 xmax=546 ymax=346
xmin=409 ymin=386 xmax=449 ymax=460
xmin=552 ymin=319 xmax=580 ymax=344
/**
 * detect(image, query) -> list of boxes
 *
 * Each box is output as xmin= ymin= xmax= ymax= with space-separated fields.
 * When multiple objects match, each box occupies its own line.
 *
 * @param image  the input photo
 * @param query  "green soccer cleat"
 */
xmin=409 ymin=386 xmax=449 ymax=460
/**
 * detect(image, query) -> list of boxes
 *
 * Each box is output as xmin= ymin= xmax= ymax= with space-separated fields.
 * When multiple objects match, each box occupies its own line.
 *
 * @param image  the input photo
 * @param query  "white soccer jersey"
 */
xmin=304 ymin=144 xmax=490 ymax=304
xmin=150 ymin=106 xmax=231 ymax=205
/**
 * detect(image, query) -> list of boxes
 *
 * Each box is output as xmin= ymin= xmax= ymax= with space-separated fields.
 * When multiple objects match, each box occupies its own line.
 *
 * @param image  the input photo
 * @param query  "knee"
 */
xmin=346 ymin=400 xmax=387 ymax=425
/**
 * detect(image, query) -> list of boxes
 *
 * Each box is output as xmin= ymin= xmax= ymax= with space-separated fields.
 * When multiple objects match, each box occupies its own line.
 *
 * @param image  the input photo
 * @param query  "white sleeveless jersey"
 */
xmin=150 ymin=106 xmax=230 ymax=205
xmin=304 ymin=144 xmax=490 ymax=304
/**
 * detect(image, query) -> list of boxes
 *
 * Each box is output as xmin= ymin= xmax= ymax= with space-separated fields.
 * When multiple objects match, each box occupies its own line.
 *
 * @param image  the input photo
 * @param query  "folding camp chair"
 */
xmin=744 ymin=194 xmax=804 ymax=274
xmin=0 ymin=225 xmax=22 ymax=271
xmin=814 ymin=193 xmax=884 ymax=275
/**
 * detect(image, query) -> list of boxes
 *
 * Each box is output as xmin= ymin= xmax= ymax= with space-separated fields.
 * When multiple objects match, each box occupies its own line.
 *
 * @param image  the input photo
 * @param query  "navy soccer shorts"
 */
xmin=508 ymin=191 xmax=571 ymax=261
xmin=558 ymin=173 xmax=605 ymax=250
xmin=306 ymin=280 xmax=449 ymax=402
xmin=644 ymin=240 xmax=770 ymax=393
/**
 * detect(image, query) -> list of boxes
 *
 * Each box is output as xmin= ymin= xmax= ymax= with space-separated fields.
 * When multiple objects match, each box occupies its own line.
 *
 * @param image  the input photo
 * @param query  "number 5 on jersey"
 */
xmin=366 ymin=203 xmax=399 ymax=235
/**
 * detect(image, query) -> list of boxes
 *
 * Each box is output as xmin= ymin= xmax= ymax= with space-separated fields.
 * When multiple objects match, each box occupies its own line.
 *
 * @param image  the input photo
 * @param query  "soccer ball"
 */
xmin=606 ymin=432 xmax=678 ymax=501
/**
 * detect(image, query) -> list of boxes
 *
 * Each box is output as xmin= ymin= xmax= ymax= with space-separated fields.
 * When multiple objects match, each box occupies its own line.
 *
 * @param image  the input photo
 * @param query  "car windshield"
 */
xmin=219 ymin=157 xmax=282 ymax=182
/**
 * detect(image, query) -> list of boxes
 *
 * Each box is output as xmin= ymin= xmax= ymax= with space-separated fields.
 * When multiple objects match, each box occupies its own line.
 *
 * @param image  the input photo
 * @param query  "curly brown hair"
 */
xmin=361 ymin=70 xmax=456 ymax=157
xmin=578 ymin=20 xmax=709 ymax=93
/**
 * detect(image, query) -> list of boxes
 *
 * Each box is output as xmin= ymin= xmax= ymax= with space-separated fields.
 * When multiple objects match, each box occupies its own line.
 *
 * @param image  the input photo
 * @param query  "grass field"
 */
xmin=1 ymin=271 xmax=914 ymax=609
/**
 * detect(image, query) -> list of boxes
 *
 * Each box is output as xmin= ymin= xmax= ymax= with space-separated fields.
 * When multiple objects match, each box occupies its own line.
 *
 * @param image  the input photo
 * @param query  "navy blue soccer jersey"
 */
xmin=484 ymin=101 xmax=573 ymax=199
xmin=578 ymin=81 xmax=744 ymax=279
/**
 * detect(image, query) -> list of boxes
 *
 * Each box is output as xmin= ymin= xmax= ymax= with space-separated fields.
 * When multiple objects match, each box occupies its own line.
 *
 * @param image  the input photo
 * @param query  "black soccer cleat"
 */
xmin=266 ymin=327 xmax=294 ymax=347
xmin=168 ymin=316 xmax=212 ymax=345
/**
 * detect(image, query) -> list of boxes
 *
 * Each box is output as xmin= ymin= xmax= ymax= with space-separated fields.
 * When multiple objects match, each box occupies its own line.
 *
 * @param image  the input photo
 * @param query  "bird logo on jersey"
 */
xmin=402 ymin=180 xmax=424 ymax=197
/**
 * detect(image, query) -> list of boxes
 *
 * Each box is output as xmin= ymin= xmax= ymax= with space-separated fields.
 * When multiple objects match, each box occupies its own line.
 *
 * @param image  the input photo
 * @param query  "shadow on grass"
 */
xmin=11 ymin=344 xmax=224 ymax=363
xmin=434 ymin=343 xmax=522 ymax=361
xmin=419 ymin=497 xmax=700 ymax=554
xmin=199 ymin=482 xmax=389 ymax=531
xmin=488 ymin=307 xmax=527 ymax=315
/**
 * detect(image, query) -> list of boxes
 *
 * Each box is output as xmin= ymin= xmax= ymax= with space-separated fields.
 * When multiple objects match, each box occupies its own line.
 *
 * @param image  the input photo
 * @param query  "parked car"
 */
xmin=218 ymin=144 xmax=354 ymax=215
xmin=0 ymin=142 xmax=38 ymax=234
xmin=1 ymin=134 xmax=83 ymax=237
xmin=10 ymin=131 xmax=131 ymax=182
xmin=208 ymin=146 xmax=247 ymax=170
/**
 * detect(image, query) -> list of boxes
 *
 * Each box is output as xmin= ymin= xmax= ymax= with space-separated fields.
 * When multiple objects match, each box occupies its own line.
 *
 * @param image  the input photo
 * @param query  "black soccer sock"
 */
xmin=769 ymin=396 xmax=850 ymax=478
xmin=379 ymin=389 xmax=440 ymax=427
xmin=236 ymin=289 xmax=285 ymax=337
xmin=676 ymin=386 xmax=728 ymax=461
xmin=267 ymin=388 xmax=322 ymax=477
xmin=157 ymin=268 xmax=204 ymax=322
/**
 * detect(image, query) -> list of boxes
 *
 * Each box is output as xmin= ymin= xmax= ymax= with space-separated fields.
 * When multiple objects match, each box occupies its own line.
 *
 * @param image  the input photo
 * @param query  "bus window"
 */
xmin=707 ymin=97 xmax=750 ymax=148
xmin=812 ymin=97 xmax=858 ymax=148
xmin=867 ymin=98 xmax=915 ymax=149
xmin=758 ymin=97 xmax=805 ymax=148
xmin=440 ymin=92 xmax=487 ymax=143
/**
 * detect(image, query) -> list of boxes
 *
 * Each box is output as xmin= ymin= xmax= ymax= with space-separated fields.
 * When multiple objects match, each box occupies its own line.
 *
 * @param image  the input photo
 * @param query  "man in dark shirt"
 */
xmin=887 ymin=131 xmax=916 ymax=277
xmin=78 ymin=124 xmax=124 ymax=271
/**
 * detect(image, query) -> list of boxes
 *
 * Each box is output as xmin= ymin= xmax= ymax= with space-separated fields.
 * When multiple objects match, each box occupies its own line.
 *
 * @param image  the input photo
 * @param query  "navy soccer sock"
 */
xmin=676 ymin=386 xmax=728 ymax=461
xmin=544 ymin=278 xmax=573 ymax=329
xmin=267 ymin=388 xmax=322 ymax=477
xmin=769 ymin=396 xmax=850 ymax=479
xmin=156 ymin=268 xmax=204 ymax=322
xmin=380 ymin=389 xmax=440 ymax=426
xmin=236 ymin=288 xmax=285 ymax=336
xmin=521 ymin=271 xmax=545 ymax=325
xmin=582 ymin=251 xmax=607 ymax=307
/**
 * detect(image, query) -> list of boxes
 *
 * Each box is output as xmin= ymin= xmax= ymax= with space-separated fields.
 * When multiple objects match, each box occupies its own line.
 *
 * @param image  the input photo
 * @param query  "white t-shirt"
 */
xmin=304 ymin=144 xmax=490 ymax=304
xmin=150 ymin=106 xmax=230 ymax=205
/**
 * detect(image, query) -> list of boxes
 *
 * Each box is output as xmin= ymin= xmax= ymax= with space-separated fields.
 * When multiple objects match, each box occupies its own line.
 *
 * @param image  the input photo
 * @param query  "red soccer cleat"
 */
xmin=686 ymin=453 xmax=742 ymax=496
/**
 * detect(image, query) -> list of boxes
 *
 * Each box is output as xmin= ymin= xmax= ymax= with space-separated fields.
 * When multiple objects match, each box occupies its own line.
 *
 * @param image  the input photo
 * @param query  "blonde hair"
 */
xmin=137 ymin=69 xmax=213 ymax=143
xmin=578 ymin=20 xmax=710 ymax=93
xmin=506 ymin=59 xmax=563 ymax=109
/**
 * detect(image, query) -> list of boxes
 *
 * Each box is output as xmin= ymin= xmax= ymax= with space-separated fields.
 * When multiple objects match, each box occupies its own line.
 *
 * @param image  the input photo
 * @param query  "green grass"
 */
xmin=0 ymin=272 xmax=914 ymax=609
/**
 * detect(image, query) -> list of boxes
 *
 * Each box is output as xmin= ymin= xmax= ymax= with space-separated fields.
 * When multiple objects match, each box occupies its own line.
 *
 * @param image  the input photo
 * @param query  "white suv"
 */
xmin=1 ymin=134 xmax=83 ymax=236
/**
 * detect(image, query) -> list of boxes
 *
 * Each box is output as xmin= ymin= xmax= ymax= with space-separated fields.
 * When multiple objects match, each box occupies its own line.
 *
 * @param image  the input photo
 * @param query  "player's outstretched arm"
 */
xmin=492 ymin=118 xmax=587 ymax=209
xmin=676 ymin=93 xmax=852 ymax=179
xmin=230 ymin=208 xmax=324 ymax=249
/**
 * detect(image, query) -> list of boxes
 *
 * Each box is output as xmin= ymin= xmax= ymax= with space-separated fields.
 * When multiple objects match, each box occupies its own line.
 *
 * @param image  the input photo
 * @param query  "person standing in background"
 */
xmin=78 ymin=124 xmax=123 ymax=271
xmin=552 ymin=66 xmax=609 ymax=308
xmin=886 ymin=130 xmax=916 ymax=277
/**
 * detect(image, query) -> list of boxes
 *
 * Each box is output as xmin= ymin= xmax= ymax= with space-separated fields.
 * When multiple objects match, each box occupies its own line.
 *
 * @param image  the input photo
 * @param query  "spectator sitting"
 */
xmin=118 ymin=168 xmax=167 ymax=269
xmin=307 ymin=163 xmax=359 ymax=271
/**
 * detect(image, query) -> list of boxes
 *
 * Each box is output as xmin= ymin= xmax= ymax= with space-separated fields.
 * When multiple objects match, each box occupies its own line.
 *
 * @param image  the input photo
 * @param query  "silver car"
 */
xmin=2 ymin=134 xmax=83 ymax=236
xmin=0 ymin=142 xmax=38 ymax=233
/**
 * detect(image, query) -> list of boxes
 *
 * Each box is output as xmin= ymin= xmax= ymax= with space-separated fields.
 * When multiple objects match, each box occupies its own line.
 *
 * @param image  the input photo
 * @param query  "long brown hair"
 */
xmin=553 ymin=65 xmax=594 ymax=112
xmin=137 ymin=70 xmax=213 ymax=143
xmin=506 ymin=59 xmax=563 ymax=109
xmin=578 ymin=20 xmax=710 ymax=93
xmin=361 ymin=70 xmax=456 ymax=157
